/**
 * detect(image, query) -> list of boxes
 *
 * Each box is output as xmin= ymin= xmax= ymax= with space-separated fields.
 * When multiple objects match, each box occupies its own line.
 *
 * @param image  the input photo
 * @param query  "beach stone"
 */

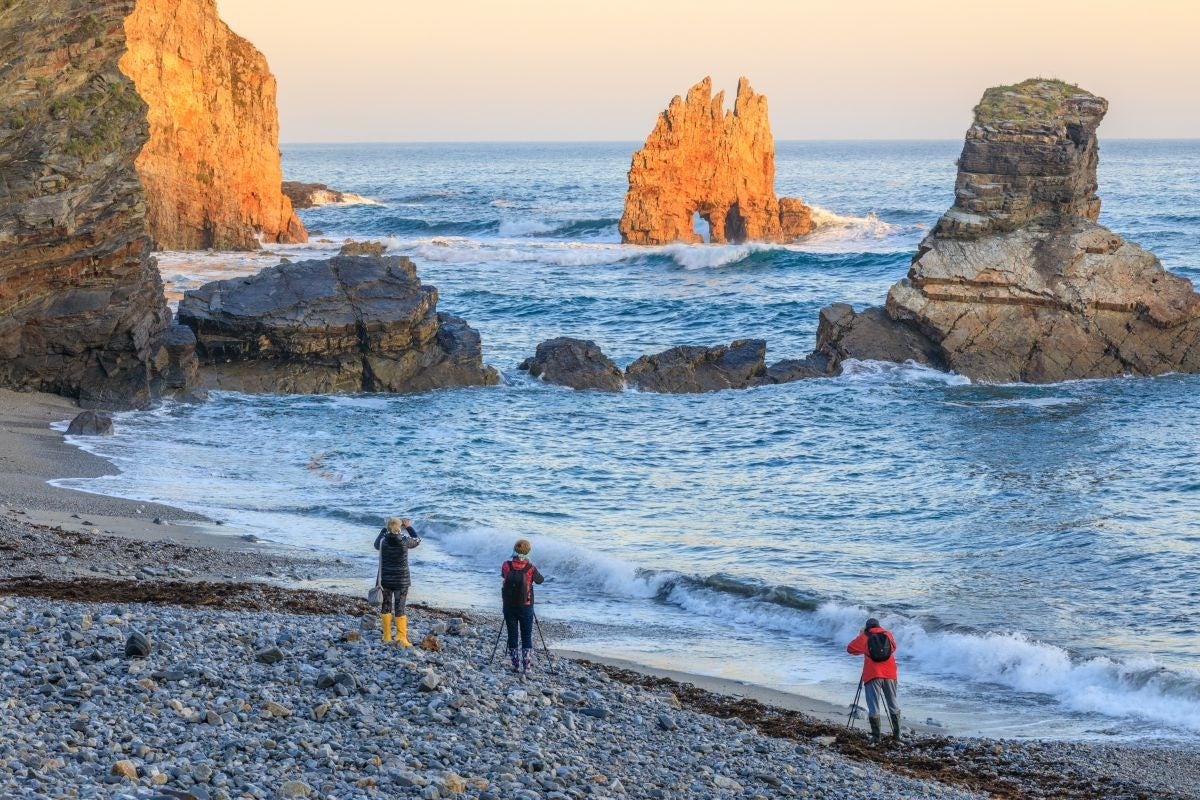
xmin=264 ymin=701 xmax=292 ymax=717
xmin=254 ymin=646 xmax=284 ymax=664
xmin=657 ymin=712 xmax=677 ymax=731
xmin=124 ymin=630 xmax=151 ymax=658
xmin=713 ymin=775 xmax=743 ymax=791
xmin=419 ymin=672 xmax=442 ymax=692
xmin=814 ymin=735 xmax=837 ymax=746
xmin=277 ymin=780 xmax=313 ymax=798
xmin=419 ymin=633 xmax=442 ymax=652
xmin=67 ymin=411 xmax=114 ymax=437
xmin=111 ymin=760 xmax=138 ymax=779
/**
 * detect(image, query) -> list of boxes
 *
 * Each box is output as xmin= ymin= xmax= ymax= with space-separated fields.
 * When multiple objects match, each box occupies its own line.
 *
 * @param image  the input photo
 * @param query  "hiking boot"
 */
xmin=890 ymin=712 xmax=902 ymax=741
xmin=381 ymin=613 xmax=393 ymax=644
xmin=868 ymin=716 xmax=882 ymax=744
xmin=509 ymin=649 xmax=521 ymax=673
xmin=521 ymin=648 xmax=532 ymax=675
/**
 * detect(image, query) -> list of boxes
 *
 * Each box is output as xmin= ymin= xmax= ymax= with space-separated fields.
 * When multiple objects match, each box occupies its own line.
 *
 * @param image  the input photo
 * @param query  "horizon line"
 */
xmin=280 ymin=137 xmax=1200 ymax=146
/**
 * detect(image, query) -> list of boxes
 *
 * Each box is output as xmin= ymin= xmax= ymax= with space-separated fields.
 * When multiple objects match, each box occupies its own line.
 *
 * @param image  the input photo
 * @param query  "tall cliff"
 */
xmin=618 ymin=77 xmax=813 ymax=245
xmin=0 ymin=1 xmax=171 ymax=408
xmin=120 ymin=0 xmax=306 ymax=251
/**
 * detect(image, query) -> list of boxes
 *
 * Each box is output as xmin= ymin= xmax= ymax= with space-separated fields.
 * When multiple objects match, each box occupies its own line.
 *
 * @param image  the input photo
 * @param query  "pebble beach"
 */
xmin=4 ymin=391 xmax=1200 ymax=800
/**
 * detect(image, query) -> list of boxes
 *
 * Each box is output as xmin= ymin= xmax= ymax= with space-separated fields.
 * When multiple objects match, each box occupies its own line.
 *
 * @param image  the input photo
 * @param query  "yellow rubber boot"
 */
xmin=396 ymin=615 xmax=412 ymax=648
xmin=381 ymin=613 xmax=393 ymax=644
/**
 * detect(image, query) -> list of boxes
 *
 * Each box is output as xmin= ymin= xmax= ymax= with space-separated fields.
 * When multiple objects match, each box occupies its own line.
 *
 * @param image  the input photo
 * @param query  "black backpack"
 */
xmin=866 ymin=630 xmax=893 ymax=663
xmin=502 ymin=561 xmax=529 ymax=607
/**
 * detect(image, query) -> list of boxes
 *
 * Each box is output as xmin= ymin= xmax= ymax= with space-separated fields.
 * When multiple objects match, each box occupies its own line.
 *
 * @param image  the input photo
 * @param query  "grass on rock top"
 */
xmin=972 ymin=78 xmax=1095 ymax=128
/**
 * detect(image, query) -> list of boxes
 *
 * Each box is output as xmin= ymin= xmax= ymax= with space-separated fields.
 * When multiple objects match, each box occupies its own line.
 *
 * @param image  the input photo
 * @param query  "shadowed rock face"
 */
xmin=518 ymin=338 xmax=625 ymax=392
xmin=883 ymin=79 xmax=1200 ymax=383
xmin=618 ymin=77 xmax=813 ymax=245
xmin=0 ymin=2 xmax=171 ymax=409
xmin=177 ymin=256 xmax=499 ymax=394
xmin=120 ymin=0 xmax=306 ymax=250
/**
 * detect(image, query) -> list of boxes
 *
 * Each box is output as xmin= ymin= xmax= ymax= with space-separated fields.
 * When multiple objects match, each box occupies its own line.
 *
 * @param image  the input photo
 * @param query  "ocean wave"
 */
xmin=431 ymin=522 xmax=1200 ymax=733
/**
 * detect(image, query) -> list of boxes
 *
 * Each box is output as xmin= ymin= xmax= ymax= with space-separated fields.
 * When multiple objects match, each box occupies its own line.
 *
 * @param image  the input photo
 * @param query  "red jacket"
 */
xmin=846 ymin=626 xmax=898 ymax=682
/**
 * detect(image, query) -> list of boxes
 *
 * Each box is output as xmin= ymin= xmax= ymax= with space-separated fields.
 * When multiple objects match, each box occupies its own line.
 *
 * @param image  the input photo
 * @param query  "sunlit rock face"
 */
xmin=618 ymin=77 xmax=813 ymax=246
xmin=121 ymin=0 xmax=306 ymax=250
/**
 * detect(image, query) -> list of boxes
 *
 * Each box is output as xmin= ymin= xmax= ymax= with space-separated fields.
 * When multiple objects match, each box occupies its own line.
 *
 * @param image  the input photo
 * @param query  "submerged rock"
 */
xmin=338 ymin=240 xmax=388 ymax=258
xmin=618 ymin=77 xmax=813 ymax=245
xmin=519 ymin=337 xmax=625 ymax=392
xmin=178 ymin=255 xmax=499 ymax=394
xmin=283 ymin=182 xmax=370 ymax=209
xmin=626 ymin=339 xmax=770 ymax=393
xmin=66 ymin=412 xmax=115 ymax=437
xmin=813 ymin=304 xmax=944 ymax=373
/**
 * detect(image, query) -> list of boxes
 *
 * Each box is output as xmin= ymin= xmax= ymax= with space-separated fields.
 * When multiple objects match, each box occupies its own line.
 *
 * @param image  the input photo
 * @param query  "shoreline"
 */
xmin=2 ymin=389 xmax=1199 ymax=798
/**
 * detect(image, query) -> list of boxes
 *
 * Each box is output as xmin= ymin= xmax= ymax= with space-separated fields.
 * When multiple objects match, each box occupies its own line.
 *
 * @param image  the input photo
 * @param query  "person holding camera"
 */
xmin=501 ymin=538 xmax=544 ymax=674
xmin=373 ymin=517 xmax=421 ymax=647
xmin=846 ymin=616 xmax=900 ymax=743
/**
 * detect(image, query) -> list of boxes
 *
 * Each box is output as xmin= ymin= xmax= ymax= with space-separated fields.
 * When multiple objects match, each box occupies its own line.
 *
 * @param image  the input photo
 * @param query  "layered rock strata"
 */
xmin=618 ymin=77 xmax=814 ymax=245
xmin=0 ymin=2 xmax=172 ymax=408
xmin=623 ymin=340 xmax=825 ymax=393
xmin=518 ymin=338 xmax=624 ymax=392
xmin=120 ymin=0 xmax=306 ymax=250
xmin=178 ymin=256 xmax=499 ymax=394
xmin=882 ymin=79 xmax=1200 ymax=383
xmin=811 ymin=79 xmax=1200 ymax=384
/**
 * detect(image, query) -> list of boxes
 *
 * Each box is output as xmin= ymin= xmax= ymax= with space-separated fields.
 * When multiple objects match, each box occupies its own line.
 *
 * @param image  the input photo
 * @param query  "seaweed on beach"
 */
xmin=585 ymin=661 xmax=1182 ymax=800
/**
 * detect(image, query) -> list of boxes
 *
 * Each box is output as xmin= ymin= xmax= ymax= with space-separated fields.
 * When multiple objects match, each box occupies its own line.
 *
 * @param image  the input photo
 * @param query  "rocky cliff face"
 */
xmin=0 ymin=2 xmax=171 ymax=408
xmin=618 ymin=77 xmax=813 ymax=245
xmin=120 ymin=0 xmax=306 ymax=250
xmin=178 ymin=256 xmax=499 ymax=394
xmin=882 ymin=79 xmax=1200 ymax=383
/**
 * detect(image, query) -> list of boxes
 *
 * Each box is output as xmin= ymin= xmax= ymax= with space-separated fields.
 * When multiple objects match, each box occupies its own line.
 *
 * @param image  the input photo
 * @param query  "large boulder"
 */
xmin=813 ymin=304 xmax=944 ymax=373
xmin=177 ymin=255 xmax=499 ymax=394
xmin=625 ymin=339 xmax=770 ymax=393
xmin=67 ymin=411 xmax=115 ymax=437
xmin=519 ymin=338 xmax=624 ymax=392
xmin=810 ymin=78 xmax=1200 ymax=383
xmin=282 ymin=182 xmax=370 ymax=209
xmin=618 ymin=77 xmax=813 ymax=245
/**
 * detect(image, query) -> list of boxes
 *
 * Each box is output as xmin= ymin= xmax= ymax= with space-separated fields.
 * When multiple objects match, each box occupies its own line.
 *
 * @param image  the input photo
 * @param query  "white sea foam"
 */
xmin=659 ymin=242 xmax=783 ymax=270
xmin=658 ymin=579 xmax=1200 ymax=734
xmin=497 ymin=219 xmax=561 ymax=237
xmin=837 ymin=358 xmax=972 ymax=386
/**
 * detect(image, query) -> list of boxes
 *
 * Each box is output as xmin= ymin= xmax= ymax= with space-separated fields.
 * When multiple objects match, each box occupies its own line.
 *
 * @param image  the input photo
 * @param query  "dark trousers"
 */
xmin=504 ymin=604 xmax=534 ymax=650
xmin=380 ymin=587 xmax=408 ymax=616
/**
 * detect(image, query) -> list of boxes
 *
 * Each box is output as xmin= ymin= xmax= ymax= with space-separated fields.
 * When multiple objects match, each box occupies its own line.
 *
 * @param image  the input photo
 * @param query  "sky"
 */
xmin=218 ymin=0 xmax=1200 ymax=142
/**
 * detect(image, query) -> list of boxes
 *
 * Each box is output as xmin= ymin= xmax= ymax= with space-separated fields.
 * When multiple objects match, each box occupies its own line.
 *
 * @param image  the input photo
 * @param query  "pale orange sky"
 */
xmin=219 ymin=0 xmax=1200 ymax=142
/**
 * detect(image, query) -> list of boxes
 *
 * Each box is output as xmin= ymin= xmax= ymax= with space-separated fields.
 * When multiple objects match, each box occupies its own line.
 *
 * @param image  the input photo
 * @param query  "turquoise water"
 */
xmin=61 ymin=141 xmax=1200 ymax=740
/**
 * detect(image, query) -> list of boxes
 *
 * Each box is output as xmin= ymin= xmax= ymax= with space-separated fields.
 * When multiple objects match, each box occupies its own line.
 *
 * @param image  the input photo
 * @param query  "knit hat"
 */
xmin=865 ymin=617 xmax=880 ymax=630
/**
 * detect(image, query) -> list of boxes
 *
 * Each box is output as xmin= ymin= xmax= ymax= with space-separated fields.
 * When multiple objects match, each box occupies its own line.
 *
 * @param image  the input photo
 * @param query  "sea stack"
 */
xmin=817 ymin=78 xmax=1200 ymax=383
xmin=120 ymin=0 xmax=306 ymax=250
xmin=618 ymin=77 xmax=813 ymax=245
xmin=0 ymin=3 xmax=172 ymax=408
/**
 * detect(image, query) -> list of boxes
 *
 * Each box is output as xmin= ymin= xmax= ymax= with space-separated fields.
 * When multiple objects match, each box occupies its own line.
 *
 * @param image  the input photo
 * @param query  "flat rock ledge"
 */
xmin=178 ymin=255 xmax=499 ymax=394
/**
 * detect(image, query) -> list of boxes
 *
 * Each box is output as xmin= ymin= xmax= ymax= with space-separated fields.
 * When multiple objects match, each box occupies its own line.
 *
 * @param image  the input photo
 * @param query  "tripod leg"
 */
xmin=486 ymin=620 xmax=503 ymax=665
xmin=533 ymin=612 xmax=556 ymax=675
xmin=846 ymin=680 xmax=863 ymax=729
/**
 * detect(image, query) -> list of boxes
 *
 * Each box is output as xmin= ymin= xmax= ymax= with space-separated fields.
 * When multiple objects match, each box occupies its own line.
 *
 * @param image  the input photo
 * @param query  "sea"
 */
xmin=55 ymin=140 xmax=1200 ymax=741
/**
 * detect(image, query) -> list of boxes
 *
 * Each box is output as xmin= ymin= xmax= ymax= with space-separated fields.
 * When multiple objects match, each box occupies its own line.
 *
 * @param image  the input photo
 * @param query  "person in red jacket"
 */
xmin=846 ymin=617 xmax=900 ymax=743
xmin=501 ymin=539 xmax=544 ymax=674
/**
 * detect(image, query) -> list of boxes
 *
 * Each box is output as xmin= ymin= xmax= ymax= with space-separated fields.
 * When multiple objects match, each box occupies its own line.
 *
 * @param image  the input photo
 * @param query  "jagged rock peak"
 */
xmin=120 ymin=0 xmax=306 ymax=250
xmin=937 ymin=78 xmax=1108 ymax=239
xmin=618 ymin=76 xmax=813 ymax=246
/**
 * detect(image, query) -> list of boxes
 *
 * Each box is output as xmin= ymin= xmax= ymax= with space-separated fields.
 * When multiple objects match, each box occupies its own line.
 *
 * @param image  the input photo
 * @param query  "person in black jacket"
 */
xmin=373 ymin=517 xmax=421 ymax=646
